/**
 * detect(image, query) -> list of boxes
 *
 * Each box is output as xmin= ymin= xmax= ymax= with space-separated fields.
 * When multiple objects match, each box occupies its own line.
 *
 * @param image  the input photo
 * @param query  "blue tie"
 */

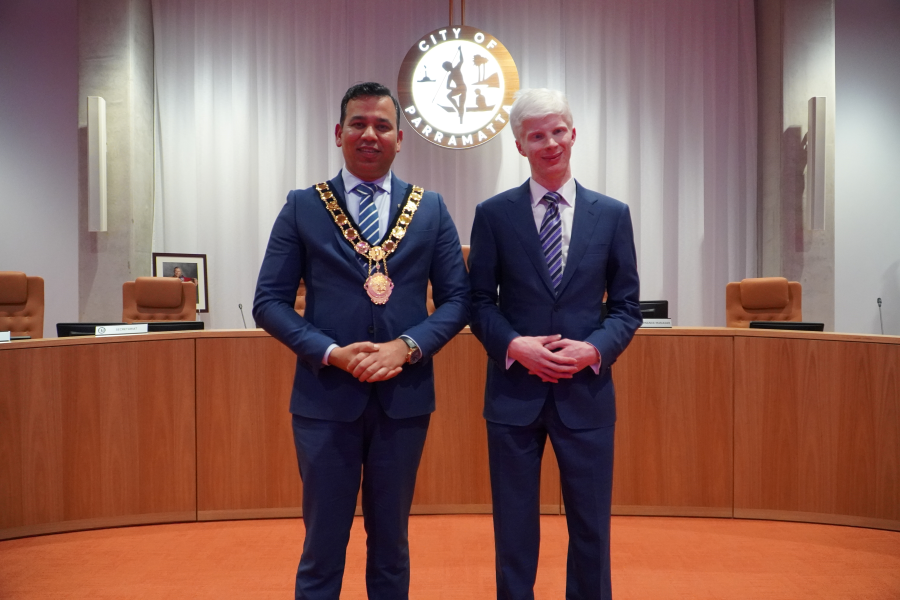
xmin=356 ymin=183 xmax=380 ymax=244
xmin=540 ymin=192 xmax=563 ymax=290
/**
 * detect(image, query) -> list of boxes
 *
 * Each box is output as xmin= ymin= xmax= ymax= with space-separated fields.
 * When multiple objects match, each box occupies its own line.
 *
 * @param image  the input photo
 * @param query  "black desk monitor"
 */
xmin=749 ymin=321 xmax=824 ymax=332
xmin=639 ymin=300 xmax=668 ymax=319
xmin=601 ymin=300 xmax=668 ymax=320
xmin=57 ymin=321 xmax=204 ymax=337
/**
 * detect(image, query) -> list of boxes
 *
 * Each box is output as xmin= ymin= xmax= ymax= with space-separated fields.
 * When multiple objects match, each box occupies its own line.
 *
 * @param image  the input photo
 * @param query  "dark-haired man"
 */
xmin=253 ymin=82 xmax=469 ymax=599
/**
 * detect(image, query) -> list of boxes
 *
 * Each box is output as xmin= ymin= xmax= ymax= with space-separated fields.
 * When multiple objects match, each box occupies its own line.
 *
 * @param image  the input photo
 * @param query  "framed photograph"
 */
xmin=152 ymin=252 xmax=210 ymax=313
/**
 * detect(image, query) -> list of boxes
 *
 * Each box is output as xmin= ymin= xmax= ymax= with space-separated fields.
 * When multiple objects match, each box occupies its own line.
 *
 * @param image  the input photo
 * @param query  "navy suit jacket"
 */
xmin=253 ymin=173 xmax=470 ymax=422
xmin=468 ymin=180 xmax=641 ymax=429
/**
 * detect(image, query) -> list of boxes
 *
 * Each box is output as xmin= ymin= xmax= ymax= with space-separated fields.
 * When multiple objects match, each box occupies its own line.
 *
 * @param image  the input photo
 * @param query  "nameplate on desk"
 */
xmin=640 ymin=318 xmax=673 ymax=328
xmin=95 ymin=324 xmax=149 ymax=337
xmin=0 ymin=331 xmax=10 ymax=343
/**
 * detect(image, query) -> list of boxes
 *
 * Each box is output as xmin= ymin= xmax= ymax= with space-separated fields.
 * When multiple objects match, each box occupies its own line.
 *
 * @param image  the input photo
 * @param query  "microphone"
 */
xmin=238 ymin=303 xmax=248 ymax=329
xmin=877 ymin=298 xmax=884 ymax=335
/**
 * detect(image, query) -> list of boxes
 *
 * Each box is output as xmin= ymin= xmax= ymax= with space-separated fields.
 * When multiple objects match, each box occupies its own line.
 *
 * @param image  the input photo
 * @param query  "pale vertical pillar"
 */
xmin=757 ymin=0 xmax=836 ymax=330
xmin=78 ymin=0 xmax=154 ymax=321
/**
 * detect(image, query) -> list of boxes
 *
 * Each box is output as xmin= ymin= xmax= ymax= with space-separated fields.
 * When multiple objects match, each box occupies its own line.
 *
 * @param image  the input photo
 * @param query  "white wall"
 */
xmin=835 ymin=0 xmax=900 ymax=335
xmin=0 ymin=0 xmax=79 ymax=336
xmin=4 ymin=1 xmax=895 ymax=337
xmin=152 ymin=0 xmax=757 ymax=330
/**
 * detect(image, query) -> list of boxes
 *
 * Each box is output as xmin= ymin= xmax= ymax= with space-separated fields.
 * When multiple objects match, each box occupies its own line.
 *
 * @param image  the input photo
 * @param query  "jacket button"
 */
xmin=368 ymin=325 xmax=375 ymax=334
xmin=553 ymin=305 xmax=559 ymax=312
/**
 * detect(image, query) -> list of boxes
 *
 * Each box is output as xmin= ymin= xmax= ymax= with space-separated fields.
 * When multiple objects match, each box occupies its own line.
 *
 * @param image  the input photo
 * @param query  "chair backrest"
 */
xmin=295 ymin=281 xmax=307 ymax=316
xmin=725 ymin=277 xmax=802 ymax=327
xmin=0 ymin=271 xmax=44 ymax=338
xmin=123 ymin=277 xmax=197 ymax=323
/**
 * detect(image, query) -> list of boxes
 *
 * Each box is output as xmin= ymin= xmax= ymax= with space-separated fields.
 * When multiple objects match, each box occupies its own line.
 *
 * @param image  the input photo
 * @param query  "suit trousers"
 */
xmin=487 ymin=391 xmax=615 ymax=600
xmin=291 ymin=392 xmax=430 ymax=600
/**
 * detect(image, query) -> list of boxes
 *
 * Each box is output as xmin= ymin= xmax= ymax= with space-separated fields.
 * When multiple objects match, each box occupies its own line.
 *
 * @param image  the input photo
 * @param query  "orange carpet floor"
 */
xmin=1 ymin=515 xmax=899 ymax=599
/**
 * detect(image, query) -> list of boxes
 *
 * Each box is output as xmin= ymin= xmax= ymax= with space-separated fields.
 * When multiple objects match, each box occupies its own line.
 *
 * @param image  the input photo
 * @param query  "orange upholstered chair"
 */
xmin=122 ymin=277 xmax=197 ymax=323
xmin=725 ymin=277 xmax=802 ymax=328
xmin=0 ymin=271 xmax=45 ymax=338
xmin=295 ymin=281 xmax=307 ymax=316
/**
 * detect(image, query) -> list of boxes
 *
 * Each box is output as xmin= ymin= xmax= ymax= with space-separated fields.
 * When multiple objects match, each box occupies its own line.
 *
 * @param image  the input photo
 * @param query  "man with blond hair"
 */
xmin=468 ymin=88 xmax=641 ymax=599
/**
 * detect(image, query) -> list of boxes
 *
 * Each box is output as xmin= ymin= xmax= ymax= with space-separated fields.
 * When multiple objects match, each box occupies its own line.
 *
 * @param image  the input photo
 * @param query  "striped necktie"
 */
xmin=355 ymin=182 xmax=380 ymax=244
xmin=539 ymin=191 xmax=564 ymax=291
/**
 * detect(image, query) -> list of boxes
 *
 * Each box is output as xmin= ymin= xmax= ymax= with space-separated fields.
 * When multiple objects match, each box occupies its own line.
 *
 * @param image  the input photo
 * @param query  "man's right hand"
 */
xmin=328 ymin=341 xmax=379 ymax=375
xmin=508 ymin=335 xmax=578 ymax=383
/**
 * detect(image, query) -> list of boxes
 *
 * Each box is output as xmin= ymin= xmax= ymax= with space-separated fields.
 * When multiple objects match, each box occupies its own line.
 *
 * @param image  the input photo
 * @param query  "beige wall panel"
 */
xmin=0 ymin=339 xmax=195 ymax=538
xmin=734 ymin=337 xmax=900 ymax=522
xmin=4 ymin=329 xmax=897 ymax=537
xmin=416 ymin=332 xmax=562 ymax=513
xmin=0 ymin=348 xmax=66 ymax=529
xmin=540 ymin=443 xmax=562 ymax=514
xmin=196 ymin=337 xmax=301 ymax=513
xmin=62 ymin=341 xmax=196 ymax=520
xmin=612 ymin=334 xmax=734 ymax=512
xmin=415 ymin=333 xmax=491 ymax=510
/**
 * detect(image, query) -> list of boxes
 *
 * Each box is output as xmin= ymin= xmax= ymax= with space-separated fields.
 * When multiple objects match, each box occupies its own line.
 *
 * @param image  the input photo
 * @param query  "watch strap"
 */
xmin=399 ymin=335 xmax=422 ymax=364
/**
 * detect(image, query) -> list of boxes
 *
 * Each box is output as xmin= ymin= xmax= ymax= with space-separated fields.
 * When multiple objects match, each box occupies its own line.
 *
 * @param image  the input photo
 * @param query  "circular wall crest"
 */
xmin=397 ymin=26 xmax=519 ymax=149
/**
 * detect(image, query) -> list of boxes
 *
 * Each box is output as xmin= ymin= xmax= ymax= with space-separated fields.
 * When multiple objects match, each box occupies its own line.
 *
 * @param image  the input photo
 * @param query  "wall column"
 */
xmin=78 ymin=0 xmax=154 ymax=321
xmin=757 ymin=0 xmax=836 ymax=330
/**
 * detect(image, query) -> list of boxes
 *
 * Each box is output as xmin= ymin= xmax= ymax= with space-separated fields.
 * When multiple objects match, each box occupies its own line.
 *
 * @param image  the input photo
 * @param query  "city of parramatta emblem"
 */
xmin=397 ymin=26 xmax=520 ymax=149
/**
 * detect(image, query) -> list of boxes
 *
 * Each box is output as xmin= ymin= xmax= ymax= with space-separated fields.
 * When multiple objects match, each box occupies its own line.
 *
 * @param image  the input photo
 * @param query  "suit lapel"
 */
xmin=556 ymin=181 xmax=602 ymax=296
xmin=327 ymin=174 xmax=368 ymax=277
xmin=505 ymin=180 xmax=556 ymax=297
xmin=387 ymin=173 xmax=409 ymax=238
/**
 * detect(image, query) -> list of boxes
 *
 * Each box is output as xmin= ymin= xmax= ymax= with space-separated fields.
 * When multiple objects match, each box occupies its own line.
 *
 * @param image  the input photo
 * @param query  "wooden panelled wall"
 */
xmin=1 ymin=328 xmax=898 ymax=540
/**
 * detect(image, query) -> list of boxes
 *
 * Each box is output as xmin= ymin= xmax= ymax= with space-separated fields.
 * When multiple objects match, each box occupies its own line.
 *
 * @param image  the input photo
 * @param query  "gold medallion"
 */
xmin=364 ymin=272 xmax=394 ymax=305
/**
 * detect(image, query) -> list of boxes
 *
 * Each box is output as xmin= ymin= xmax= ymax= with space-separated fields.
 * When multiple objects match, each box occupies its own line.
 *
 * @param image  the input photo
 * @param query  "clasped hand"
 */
xmin=508 ymin=334 xmax=600 ymax=383
xmin=328 ymin=339 xmax=407 ymax=382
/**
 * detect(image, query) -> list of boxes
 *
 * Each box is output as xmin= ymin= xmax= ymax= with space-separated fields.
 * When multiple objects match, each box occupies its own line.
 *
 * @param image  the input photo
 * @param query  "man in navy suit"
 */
xmin=253 ymin=82 xmax=469 ymax=599
xmin=468 ymin=88 xmax=641 ymax=599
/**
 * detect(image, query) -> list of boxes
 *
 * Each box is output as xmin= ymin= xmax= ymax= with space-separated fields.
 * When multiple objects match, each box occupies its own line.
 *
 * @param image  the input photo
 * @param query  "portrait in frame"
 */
xmin=152 ymin=252 xmax=209 ymax=313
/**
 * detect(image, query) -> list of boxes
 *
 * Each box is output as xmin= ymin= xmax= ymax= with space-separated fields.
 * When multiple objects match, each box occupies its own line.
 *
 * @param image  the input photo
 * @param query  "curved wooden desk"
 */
xmin=2 ymin=328 xmax=898 ymax=540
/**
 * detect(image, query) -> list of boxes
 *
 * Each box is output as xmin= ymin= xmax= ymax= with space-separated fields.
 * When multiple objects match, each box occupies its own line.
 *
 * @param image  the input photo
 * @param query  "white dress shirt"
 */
xmin=341 ymin=168 xmax=393 ymax=241
xmin=529 ymin=176 xmax=578 ymax=271
xmin=507 ymin=176 xmax=601 ymax=373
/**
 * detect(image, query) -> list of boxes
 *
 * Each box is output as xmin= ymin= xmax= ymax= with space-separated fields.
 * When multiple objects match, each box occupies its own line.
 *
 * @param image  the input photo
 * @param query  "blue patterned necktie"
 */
xmin=540 ymin=192 xmax=564 ymax=291
xmin=355 ymin=183 xmax=381 ymax=244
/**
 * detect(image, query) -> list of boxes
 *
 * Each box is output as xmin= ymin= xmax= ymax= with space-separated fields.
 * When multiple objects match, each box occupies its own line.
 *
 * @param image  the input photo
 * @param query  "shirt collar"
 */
xmin=529 ymin=177 xmax=576 ymax=208
xmin=341 ymin=168 xmax=392 ymax=196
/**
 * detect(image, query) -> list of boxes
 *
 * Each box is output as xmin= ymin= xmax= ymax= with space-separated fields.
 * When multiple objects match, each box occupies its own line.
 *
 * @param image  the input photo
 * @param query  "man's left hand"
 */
xmin=350 ymin=339 xmax=408 ymax=382
xmin=541 ymin=338 xmax=601 ymax=373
